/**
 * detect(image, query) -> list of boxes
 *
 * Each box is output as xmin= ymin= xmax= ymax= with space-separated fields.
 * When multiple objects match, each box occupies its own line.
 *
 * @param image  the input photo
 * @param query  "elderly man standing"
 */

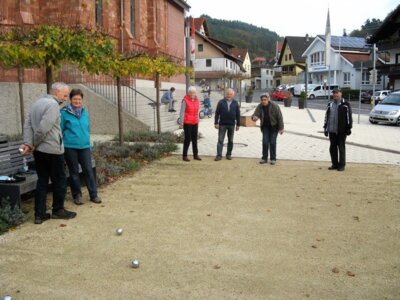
xmin=214 ymin=88 xmax=241 ymax=161
xmin=252 ymin=93 xmax=284 ymax=165
xmin=323 ymin=88 xmax=352 ymax=171
xmin=21 ymin=82 xmax=77 ymax=224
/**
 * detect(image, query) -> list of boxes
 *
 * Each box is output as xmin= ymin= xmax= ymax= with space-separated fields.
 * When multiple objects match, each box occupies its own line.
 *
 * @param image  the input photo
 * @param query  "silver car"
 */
xmin=369 ymin=92 xmax=400 ymax=125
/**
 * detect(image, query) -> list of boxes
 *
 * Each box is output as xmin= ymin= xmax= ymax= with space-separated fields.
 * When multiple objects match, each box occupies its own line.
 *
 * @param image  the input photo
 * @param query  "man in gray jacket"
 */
xmin=21 ymin=82 xmax=77 ymax=224
xmin=252 ymin=93 xmax=284 ymax=165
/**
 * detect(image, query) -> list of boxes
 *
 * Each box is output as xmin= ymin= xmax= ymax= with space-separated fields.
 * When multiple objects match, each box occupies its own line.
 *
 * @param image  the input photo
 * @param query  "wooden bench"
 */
xmin=0 ymin=138 xmax=96 ymax=208
xmin=0 ymin=139 xmax=37 ymax=207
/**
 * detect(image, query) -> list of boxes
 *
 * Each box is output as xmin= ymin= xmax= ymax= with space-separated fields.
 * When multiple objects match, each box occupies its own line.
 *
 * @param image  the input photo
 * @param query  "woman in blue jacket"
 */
xmin=60 ymin=89 xmax=101 ymax=205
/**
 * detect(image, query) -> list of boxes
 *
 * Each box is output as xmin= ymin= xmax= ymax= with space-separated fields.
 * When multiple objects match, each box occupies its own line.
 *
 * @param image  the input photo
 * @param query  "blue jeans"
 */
xmin=217 ymin=125 xmax=235 ymax=157
xmin=33 ymin=151 xmax=66 ymax=217
xmin=64 ymin=148 xmax=97 ymax=200
xmin=262 ymin=127 xmax=278 ymax=161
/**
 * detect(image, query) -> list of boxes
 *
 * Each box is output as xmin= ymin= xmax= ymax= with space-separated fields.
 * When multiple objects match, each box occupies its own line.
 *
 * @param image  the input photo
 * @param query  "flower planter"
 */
xmin=284 ymin=98 xmax=292 ymax=107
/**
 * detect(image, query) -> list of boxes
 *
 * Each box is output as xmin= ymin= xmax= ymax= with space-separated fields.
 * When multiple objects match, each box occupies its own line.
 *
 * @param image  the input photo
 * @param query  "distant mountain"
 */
xmin=201 ymin=15 xmax=280 ymax=60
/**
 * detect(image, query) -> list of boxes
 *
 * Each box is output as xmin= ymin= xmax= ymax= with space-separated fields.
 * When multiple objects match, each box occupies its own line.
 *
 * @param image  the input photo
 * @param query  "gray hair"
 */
xmin=226 ymin=88 xmax=235 ymax=95
xmin=187 ymin=86 xmax=197 ymax=93
xmin=260 ymin=93 xmax=270 ymax=99
xmin=50 ymin=82 xmax=69 ymax=93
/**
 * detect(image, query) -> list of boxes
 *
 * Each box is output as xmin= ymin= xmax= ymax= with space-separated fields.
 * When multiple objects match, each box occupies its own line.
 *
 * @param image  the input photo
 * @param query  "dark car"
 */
xmin=360 ymin=91 xmax=372 ymax=103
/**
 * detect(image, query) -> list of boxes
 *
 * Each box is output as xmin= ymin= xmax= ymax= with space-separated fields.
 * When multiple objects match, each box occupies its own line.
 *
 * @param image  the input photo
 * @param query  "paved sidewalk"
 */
xmin=174 ymin=102 xmax=400 ymax=166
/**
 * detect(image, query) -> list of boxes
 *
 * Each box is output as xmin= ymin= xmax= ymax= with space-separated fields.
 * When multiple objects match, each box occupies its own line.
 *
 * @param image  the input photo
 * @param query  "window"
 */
xmin=206 ymin=59 xmax=212 ymax=67
xmin=95 ymin=0 xmax=103 ymax=27
xmin=230 ymin=61 xmax=232 ymax=68
xmin=226 ymin=60 xmax=228 ymax=67
xmin=266 ymin=70 xmax=269 ymax=75
xmin=310 ymin=51 xmax=325 ymax=66
xmin=289 ymin=53 xmax=292 ymax=60
xmin=343 ymin=72 xmax=351 ymax=85
xmin=396 ymin=53 xmax=400 ymax=64
xmin=362 ymin=71 xmax=369 ymax=84
xmin=130 ymin=0 xmax=135 ymax=36
xmin=285 ymin=54 xmax=288 ymax=61
xmin=198 ymin=44 xmax=203 ymax=52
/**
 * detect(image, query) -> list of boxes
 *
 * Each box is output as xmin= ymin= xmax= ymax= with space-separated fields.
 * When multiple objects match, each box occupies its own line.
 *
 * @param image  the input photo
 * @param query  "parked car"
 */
xmin=294 ymin=84 xmax=317 ymax=96
xmin=371 ymin=90 xmax=391 ymax=105
xmin=360 ymin=91 xmax=372 ymax=103
xmin=307 ymin=84 xmax=339 ymax=99
xmin=271 ymin=89 xmax=291 ymax=101
xmin=369 ymin=92 xmax=400 ymax=125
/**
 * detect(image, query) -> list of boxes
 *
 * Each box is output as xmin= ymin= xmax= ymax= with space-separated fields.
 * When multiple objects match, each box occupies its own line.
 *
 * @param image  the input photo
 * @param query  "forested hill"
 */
xmin=202 ymin=15 xmax=280 ymax=60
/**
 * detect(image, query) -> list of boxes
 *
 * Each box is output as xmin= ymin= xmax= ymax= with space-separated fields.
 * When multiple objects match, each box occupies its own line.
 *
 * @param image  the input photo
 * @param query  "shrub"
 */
xmin=341 ymin=89 xmax=360 ymax=101
xmin=143 ymin=148 xmax=161 ymax=161
xmin=122 ymin=131 xmax=181 ymax=143
xmin=0 ymin=197 xmax=25 ymax=234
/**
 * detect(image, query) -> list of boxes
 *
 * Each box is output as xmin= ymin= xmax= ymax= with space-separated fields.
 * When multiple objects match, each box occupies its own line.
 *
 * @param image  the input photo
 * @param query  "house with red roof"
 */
xmin=189 ymin=17 xmax=249 ymax=92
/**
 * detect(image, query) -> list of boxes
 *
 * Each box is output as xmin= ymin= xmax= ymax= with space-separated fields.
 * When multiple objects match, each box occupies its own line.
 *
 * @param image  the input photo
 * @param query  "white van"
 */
xmin=307 ymin=85 xmax=339 ymax=99
xmin=294 ymin=84 xmax=317 ymax=96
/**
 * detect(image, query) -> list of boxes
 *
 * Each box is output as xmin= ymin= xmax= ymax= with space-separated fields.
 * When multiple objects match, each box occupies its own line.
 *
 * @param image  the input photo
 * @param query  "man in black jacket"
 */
xmin=324 ymin=88 xmax=353 ymax=171
xmin=214 ymin=88 xmax=241 ymax=161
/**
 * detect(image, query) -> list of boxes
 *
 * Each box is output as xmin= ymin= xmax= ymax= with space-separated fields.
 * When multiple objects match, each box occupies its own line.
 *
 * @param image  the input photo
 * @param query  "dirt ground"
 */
xmin=0 ymin=156 xmax=399 ymax=300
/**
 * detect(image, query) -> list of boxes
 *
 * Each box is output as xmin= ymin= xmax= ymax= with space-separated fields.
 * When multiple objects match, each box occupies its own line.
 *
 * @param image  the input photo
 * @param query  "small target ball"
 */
xmin=131 ymin=259 xmax=140 ymax=268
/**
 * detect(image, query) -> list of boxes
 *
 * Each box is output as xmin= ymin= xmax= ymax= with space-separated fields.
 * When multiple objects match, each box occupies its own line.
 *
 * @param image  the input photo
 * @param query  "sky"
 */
xmin=187 ymin=0 xmax=398 ymax=37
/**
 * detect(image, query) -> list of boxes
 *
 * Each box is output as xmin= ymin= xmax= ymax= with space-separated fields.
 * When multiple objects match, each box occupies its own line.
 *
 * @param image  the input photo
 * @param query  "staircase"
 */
xmin=84 ymin=82 xmax=185 ymax=132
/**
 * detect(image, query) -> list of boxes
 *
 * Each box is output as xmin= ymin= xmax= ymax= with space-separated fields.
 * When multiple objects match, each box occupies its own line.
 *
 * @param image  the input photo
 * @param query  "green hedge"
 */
xmin=341 ymin=89 xmax=360 ymax=101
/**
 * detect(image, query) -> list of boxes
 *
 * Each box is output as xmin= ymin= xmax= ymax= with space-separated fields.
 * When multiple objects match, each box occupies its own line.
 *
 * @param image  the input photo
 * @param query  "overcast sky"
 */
xmin=187 ymin=0 xmax=398 ymax=37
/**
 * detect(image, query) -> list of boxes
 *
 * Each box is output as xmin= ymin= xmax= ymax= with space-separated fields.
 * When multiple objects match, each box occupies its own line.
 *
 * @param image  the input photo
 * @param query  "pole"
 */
xmin=155 ymin=73 xmax=161 ymax=134
xmin=116 ymin=76 xmax=123 ymax=146
xmin=358 ymin=61 xmax=362 ymax=124
xmin=304 ymin=63 xmax=308 ymax=108
xmin=372 ymin=43 xmax=376 ymax=107
xmin=185 ymin=21 xmax=190 ymax=91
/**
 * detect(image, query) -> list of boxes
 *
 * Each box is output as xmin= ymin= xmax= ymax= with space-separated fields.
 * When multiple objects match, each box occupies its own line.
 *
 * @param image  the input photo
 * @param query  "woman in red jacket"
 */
xmin=178 ymin=86 xmax=201 ymax=162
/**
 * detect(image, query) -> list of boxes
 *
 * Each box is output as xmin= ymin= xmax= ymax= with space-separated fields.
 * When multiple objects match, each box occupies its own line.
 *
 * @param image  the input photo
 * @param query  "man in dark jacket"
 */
xmin=252 ymin=93 xmax=284 ymax=165
xmin=214 ymin=88 xmax=241 ymax=161
xmin=324 ymin=88 xmax=353 ymax=171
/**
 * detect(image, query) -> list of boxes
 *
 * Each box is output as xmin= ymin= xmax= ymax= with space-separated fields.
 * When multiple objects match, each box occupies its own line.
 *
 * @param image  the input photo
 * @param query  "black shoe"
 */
xmin=34 ymin=213 xmax=51 ymax=224
xmin=90 ymin=196 xmax=102 ymax=204
xmin=337 ymin=167 xmax=345 ymax=171
xmin=52 ymin=209 xmax=77 ymax=220
xmin=226 ymin=155 xmax=232 ymax=160
xmin=328 ymin=166 xmax=338 ymax=170
xmin=73 ymin=194 xmax=83 ymax=205
xmin=183 ymin=156 xmax=190 ymax=162
xmin=168 ymin=109 xmax=177 ymax=112
xmin=214 ymin=156 xmax=222 ymax=161
xmin=193 ymin=155 xmax=202 ymax=161
xmin=259 ymin=159 xmax=268 ymax=164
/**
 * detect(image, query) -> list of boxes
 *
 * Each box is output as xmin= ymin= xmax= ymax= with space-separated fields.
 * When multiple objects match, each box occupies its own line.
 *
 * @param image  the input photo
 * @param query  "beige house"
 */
xmin=191 ymin=17 xmax=246 ymax=91
xmin=277 ymin=36 xmax=315 ymax=85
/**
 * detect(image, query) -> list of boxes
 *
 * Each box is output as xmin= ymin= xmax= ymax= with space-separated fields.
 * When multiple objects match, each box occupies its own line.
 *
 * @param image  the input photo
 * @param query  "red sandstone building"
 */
xmin=0 ymin=0 xmax=190 ymax=83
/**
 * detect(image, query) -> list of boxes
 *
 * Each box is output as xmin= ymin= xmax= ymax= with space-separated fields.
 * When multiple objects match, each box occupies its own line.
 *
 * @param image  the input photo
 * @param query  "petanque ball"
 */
xmin=131 ymin=259 xmax=140 ymax=268
xmin=116 ymin=228 xmax=123 ymax=235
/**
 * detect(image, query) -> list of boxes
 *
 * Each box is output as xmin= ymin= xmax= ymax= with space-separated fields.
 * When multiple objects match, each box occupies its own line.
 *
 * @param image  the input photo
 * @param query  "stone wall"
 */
xmin=0 ymin=83 xmax=149 ymax=136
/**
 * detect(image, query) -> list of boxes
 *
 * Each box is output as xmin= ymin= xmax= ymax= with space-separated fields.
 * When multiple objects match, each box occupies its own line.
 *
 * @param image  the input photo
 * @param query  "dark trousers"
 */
xmin=262 ymin=127 xmax=278 ymax=161
xmin=64 ymin=148 xmax=97 ymax=200
xmin=183 ymin=124 xmax=199 ymax=157
xmin=33 ymin=151 xmax=66 ymax=218
xmin=329 ymin=132 xmax=347 ymax=168
xmin=217 ymin=125 xmax=235 ymax=157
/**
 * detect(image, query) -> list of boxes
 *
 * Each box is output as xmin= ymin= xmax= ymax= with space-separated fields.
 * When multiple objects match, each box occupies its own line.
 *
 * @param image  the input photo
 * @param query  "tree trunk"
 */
xmin=116 ymin=77 xmax=123 ymax=146
xmin=46 ymin=65 xmax=52 ymax=93
xmin=17 ymin=66 xmax=25 ymax=132
xmin=155 ymin=73 xmax=161 ymax=134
